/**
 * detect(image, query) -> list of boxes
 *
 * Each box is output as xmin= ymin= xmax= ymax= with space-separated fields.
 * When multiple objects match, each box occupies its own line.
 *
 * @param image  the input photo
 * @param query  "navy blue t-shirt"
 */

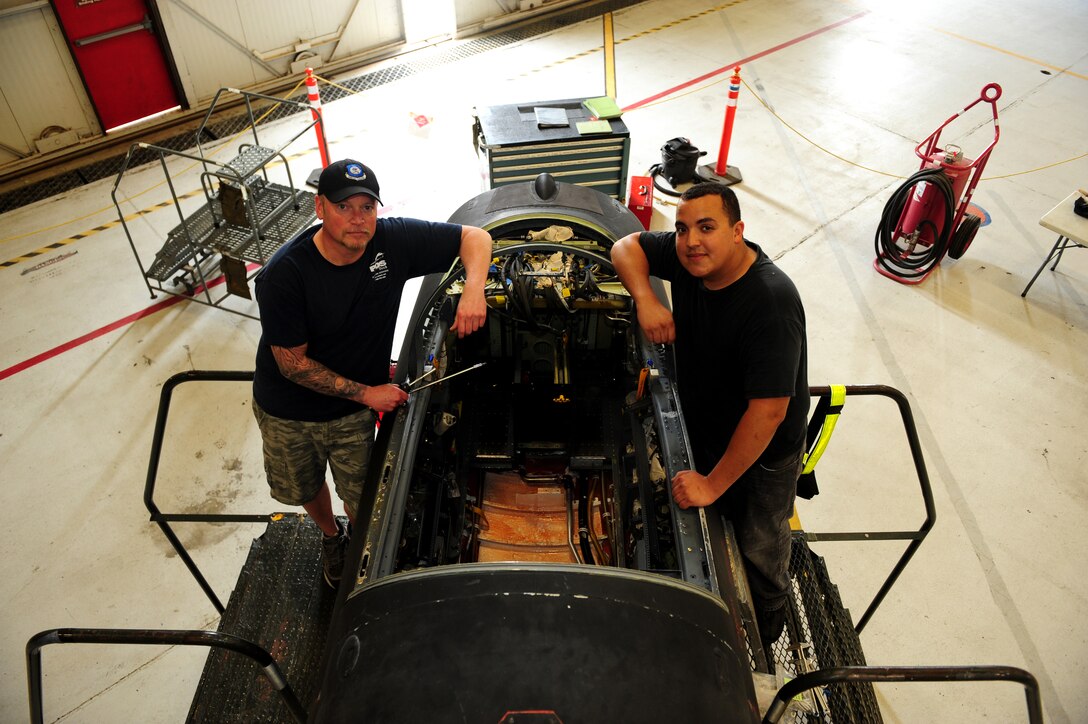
xmin=639 ymin=233 xmax=809 ymax=474
xmin=253 ymin=217 xmax=462 ymax=421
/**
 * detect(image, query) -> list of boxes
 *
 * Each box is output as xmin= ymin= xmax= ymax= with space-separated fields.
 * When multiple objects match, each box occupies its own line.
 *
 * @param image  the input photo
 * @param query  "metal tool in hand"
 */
xmin=403 ymin=362 xmax=486 ymax=394
xmin=406 ymin=365 xmax=438 ymax=389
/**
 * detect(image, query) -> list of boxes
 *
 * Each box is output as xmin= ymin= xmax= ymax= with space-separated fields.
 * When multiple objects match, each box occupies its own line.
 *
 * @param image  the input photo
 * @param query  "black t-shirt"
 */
xmin=639 ymin=232 xmax=809 ymax=474
xmin=253 ymin=217 xmax=463 ymax=421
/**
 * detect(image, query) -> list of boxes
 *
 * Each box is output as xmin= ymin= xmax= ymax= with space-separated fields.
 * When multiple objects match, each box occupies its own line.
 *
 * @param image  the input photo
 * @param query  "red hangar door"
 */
xmin=51 ymin=0 xmax=182 ymax=132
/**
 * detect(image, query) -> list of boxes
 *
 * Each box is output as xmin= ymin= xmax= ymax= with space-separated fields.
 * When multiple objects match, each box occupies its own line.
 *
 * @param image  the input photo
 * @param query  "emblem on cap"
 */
xmin=345 ymin=163 xmax=366 ymax=180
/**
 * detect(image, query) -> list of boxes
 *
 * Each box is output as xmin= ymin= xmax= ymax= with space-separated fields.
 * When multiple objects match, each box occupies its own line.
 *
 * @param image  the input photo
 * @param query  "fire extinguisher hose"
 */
xmin=874 ymin=168 xmax=955 ymax=280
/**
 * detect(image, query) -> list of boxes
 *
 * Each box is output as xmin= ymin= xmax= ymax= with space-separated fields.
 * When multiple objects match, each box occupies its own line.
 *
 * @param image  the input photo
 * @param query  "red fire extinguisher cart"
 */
xmin=874 ymin=83 xmax=1002 ymax=284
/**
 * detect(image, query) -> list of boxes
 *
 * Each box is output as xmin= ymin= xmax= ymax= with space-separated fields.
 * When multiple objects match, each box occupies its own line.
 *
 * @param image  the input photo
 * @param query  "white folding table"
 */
xmin=1021 ymin=191 xmax=1088 ymax=297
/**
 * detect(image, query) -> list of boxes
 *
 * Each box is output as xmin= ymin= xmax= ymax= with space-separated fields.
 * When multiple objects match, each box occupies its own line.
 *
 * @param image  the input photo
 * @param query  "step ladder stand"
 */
xmin=111 ymin=87 xmax=322 ymax=319
xmin=25 ymin=374 xmax=1044 ymax=722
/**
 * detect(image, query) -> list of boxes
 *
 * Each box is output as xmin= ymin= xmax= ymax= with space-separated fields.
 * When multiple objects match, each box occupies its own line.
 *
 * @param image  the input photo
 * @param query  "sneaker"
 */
xmin=758 ymin=606 xmax=786 ymax=675
xmin=758 ymin=605 xmax=786 ymax=648
xmin=321 ymin=519 xmax=350 ymax=589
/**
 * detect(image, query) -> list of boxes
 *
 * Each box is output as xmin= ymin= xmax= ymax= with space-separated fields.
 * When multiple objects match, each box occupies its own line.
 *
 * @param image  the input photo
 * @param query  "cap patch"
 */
xmin=345 ymin=163 xmax=366 ymax=180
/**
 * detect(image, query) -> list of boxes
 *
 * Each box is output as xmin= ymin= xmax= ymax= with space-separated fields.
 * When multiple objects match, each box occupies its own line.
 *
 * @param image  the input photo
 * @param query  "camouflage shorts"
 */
xmin=252 ymin=399 xmax=377 ymax=516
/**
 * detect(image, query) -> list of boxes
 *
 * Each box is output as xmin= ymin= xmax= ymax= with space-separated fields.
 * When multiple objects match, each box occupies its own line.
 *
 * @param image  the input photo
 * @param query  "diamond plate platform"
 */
xmin=766 ymin=535 xmax=883 ymax=723
xmin=188 ymin=515 xmax=336 ymax=723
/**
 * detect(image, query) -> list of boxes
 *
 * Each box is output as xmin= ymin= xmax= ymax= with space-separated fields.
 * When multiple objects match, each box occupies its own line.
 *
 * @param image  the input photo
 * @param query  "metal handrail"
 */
xmin=802 ymin=384 xmax=936 ymax=634
xmin=761 ymin=665 xmax=1042 ymax=724
xmin=24 ymin=371 xmax=305 ymax=721
xmin=26 ymin=628 xmax=306 ymax=724
xmin=143 ymin=370 xmax=265 ymax=613
xmin=146 ymin=376 xmax=931 ymax=631
xmin=195 ymin=86 xmax=313 ymax=163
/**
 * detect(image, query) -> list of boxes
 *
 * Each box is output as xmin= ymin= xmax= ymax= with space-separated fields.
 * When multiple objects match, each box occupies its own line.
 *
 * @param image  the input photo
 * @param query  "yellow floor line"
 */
xmin=2 ymin=148 xmax=314 ymax=271
xmin=514 ymin=0 xmax=749 ymax=78
xmin=935 ymin=27 xmax=1088 ymax=81
xmin=0 ymin=192 xmax=199 ymax=269
xmin=603 ymin=12 xmax=617 ymax=99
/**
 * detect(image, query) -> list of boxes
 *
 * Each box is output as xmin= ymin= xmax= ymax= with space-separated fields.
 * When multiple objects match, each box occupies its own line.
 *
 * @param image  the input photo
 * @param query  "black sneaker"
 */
xmin=758 ymin=606 xmax=786 ymax=675
xmin=321 ymin=519 xmax=349 ymax=589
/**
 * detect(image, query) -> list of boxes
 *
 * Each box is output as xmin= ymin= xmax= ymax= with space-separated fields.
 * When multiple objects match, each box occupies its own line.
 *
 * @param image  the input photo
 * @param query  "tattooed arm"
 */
xmin=270 ymin=342 xmax=407 ymax=413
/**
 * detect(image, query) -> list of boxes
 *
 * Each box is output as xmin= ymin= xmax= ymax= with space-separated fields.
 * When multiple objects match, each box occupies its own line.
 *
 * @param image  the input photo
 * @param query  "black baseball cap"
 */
xmin=317 ymin=159 xmax=382 ymax=204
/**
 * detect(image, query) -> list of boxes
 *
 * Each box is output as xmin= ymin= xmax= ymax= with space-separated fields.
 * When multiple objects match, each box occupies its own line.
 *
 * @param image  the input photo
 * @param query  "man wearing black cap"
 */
xmin=252 ymin=159 xmax=492 ymax=588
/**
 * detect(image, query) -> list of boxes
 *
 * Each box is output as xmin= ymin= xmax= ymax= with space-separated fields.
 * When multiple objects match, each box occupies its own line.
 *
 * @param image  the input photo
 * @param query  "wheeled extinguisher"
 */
xmin=874 ymin=83 xmax=1002 ymax=284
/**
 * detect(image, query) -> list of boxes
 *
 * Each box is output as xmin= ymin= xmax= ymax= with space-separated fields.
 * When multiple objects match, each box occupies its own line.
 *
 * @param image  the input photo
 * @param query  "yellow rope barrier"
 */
xmin=981 ymin=151 xmax=1088 ymax=180
xmin=736 ymin=77 xmax=906 ymax=179
xmin=313 ymin=74 xmax=360 ymax=96
xmin=631 ymin=74 xmax=1085 ymax=182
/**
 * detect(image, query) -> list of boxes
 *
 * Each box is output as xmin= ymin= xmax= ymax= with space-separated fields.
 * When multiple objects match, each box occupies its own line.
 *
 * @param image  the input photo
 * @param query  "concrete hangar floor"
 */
xmin=1 ymin=0 xmax=1085 ymax=721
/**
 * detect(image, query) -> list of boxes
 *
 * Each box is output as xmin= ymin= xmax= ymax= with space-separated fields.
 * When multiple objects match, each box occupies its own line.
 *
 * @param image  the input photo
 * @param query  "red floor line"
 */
xmin=2 ymin=12 xmax=870 ymax=382
xmin=0 ymin=294 xmax=185 ymax=382
xmin=622 ymin=10 xmax=870 ymax=112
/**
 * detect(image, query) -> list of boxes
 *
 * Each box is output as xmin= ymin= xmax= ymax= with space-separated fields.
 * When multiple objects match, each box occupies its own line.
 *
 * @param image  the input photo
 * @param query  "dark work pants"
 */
xmin=716 ymin=446 xmax=803 ymax=647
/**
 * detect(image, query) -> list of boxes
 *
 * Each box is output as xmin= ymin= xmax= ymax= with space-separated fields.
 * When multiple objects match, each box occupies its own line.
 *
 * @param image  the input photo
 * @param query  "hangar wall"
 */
xmin=0 ymin=0 xmax=573 ymax=167
xmin=0 ymin=2 xmax=101 ymax=161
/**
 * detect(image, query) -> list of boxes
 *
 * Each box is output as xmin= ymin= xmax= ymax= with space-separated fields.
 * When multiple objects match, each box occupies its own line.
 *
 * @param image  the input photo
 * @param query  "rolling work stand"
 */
xmin=26 ymin=374 xmax=1043 ymax=723
xmin=112 ymin=88 xmax=320 ymax=319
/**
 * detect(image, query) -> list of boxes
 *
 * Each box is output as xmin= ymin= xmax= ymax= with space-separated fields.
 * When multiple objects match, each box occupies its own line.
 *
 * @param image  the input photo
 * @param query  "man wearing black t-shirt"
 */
xmin=611 ymin=182 xmax=808 ymax=651
xmin=253 ymin=159 xmax=492 ymax=588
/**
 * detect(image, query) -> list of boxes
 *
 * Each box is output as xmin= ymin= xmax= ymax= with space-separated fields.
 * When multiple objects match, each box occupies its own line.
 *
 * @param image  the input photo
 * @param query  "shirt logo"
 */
xmin=369 ymin=251 xmax=388 ymax=281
